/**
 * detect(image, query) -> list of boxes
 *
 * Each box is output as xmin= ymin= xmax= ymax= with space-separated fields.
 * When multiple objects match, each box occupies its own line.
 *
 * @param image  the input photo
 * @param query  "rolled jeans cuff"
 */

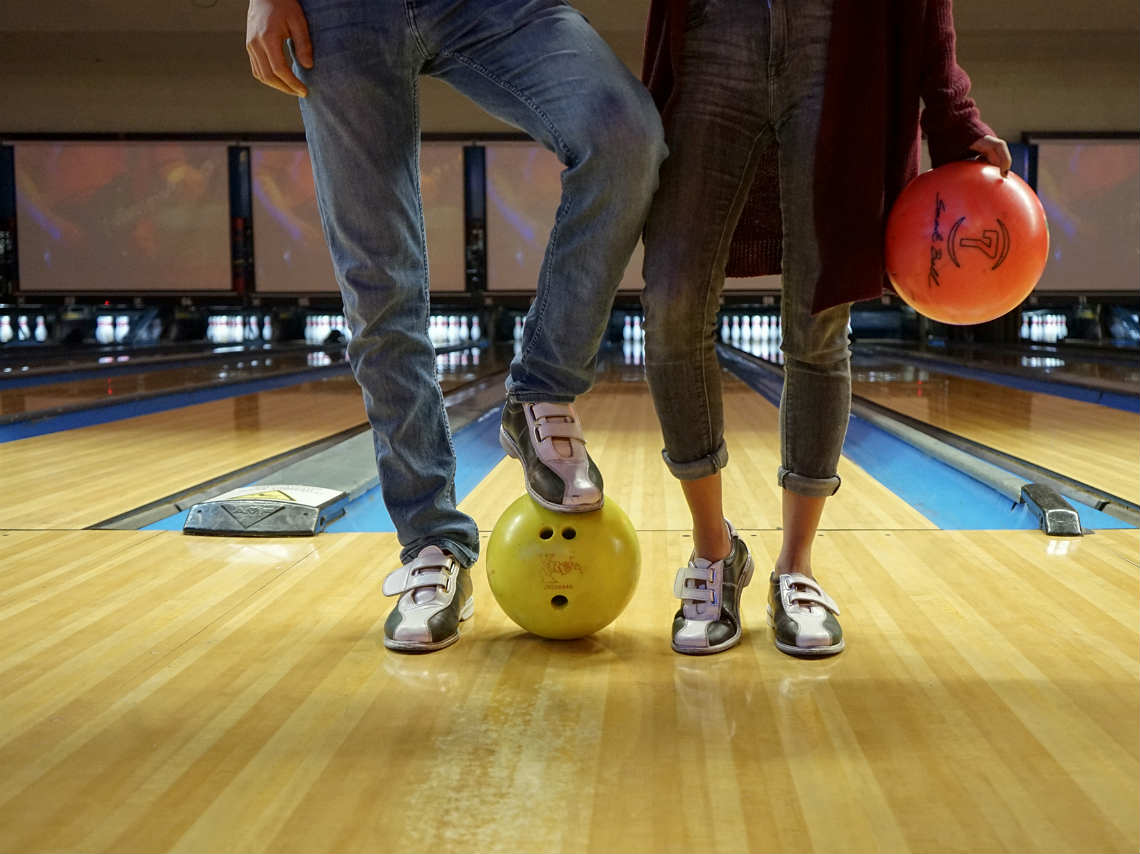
xmin=662 ymin=441 xmax=729 ymax=481
xmin=507 ymin=390 xmax=576 ymax=404
xmin=777 ymin=466 xmax=841 ymax=498
xmin=400 ymin=537 xmax=479 ymax=570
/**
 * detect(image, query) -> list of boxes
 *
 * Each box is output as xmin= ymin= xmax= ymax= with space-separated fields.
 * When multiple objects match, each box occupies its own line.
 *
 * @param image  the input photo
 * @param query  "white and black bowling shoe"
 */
xmin=766 ymin=572 xmax=844 ymax=657
xmin=381 ymin=546 xmax=473 ymax=652
xmin=499 ymin=399 xmax=604 ymax=513
xmin=671 ymin=522 xmax=755 ymax=655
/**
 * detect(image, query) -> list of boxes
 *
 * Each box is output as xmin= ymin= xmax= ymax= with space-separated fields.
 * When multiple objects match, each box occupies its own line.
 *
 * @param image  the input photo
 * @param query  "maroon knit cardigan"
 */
xmin=642 ymin=0 xmax=993 ymax=313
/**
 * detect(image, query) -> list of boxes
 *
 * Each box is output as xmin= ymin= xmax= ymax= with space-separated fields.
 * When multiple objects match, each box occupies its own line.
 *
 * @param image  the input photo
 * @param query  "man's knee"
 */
xmin=572 ymin=82 xmax=666 ymax=179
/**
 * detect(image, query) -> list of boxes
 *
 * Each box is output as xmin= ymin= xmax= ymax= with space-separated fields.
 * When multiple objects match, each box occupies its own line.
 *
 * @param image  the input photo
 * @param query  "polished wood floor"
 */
xmin=1 ymin=361 xmax=1137 ymax=852
xmin=0 ymin=525 xmax=1135 ymax=852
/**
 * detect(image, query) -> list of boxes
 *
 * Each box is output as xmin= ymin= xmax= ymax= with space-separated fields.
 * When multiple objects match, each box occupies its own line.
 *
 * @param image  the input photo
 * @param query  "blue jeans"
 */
xmin=296 ymin=0 xmax=665 ymax=565
xmin=641 ymin=0 xmax=850 ymax=499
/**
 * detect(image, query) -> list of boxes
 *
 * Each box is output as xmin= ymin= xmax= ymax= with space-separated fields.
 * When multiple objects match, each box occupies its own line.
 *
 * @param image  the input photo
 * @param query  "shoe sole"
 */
xmin=383 ymin=595 xmax=475 ymax=653
xmin=499 ymin=427 xmax=604 ymax=513
xmin=672 ymin=551 xmax=755 ymax=655
xmin=765 ymin=607 xmax=845 ymax=657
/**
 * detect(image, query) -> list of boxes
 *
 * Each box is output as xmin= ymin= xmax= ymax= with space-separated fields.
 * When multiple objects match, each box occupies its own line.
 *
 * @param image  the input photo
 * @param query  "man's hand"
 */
xmin=969 ymin=135 xmax=1012 ymax=177
xmin=246 ymin=0 xmax=314 ymax=97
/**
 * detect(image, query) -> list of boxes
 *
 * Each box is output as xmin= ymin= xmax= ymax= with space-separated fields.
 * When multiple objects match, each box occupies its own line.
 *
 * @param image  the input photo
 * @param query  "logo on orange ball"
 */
xmin=948 ymin=217 xmax=1011 ymax=270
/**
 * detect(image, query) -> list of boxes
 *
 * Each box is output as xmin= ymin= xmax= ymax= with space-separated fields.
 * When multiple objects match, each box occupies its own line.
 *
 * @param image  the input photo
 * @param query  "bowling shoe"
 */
xmin=671 ymin=522 xmax=755 ymax=655
xmin=766 ymin=572 xmax=844 ymax=657
xmin=499 ymin=399 xmax=604 ymax=513
xmin=381 ymin=546 xmax=474 ymax=652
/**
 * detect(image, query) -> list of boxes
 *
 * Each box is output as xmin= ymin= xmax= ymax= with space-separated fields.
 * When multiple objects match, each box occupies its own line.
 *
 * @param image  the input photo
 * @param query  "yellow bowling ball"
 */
xmin=486 ymin=495 xmax=641 ymax=639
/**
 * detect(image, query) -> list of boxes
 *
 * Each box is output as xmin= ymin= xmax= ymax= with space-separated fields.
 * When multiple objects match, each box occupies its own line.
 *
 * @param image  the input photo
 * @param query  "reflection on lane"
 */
xmin=1 ymin=343 xmax=509 ymax=417
xmin=877 ymin=341 xmax=1140 ymax=387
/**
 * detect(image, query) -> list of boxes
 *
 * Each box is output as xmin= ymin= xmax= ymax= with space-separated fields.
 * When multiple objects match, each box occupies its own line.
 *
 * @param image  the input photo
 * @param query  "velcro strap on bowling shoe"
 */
xmin=382 ymin=553 xmax=456 ymax=597
xmin=779 ymin=574 xmax=840 ymax=615
xmin=528 ymin=402 xmax=587 ymax=446
xmin=524 ymin=402 xmax=600 ymax=507
xmin=673 ymin=564 xmax=720 ymax=604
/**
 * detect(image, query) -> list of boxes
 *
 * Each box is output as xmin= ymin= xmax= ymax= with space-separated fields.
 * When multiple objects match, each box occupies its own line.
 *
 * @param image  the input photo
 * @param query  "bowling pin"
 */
xmin=731 ymin=315 xmax=740 ymax=341
xmin=720 ymin=316 xmax=730 ymax=342
xmin=470 ymin=315 xmax=481 ymax=342
xmin=623 ymin=315 xmax=633 ymax=341
xmin=513 ymin=316 xmax=524 ymax=341
xmin=752 ymin=315 xmax=762 ymax=340
xmin=459 ymin=315 xmax=470 ymax=341
xmin=448 ymin=315 xmax=459 ymax=344
xmin=34 ymin=316 xmax=47 ymax=342
xmin=0 ymin=316 xmax=12 ymax=344
xmin=1019 ymin=313 xmax=1030 ymax=340
xmin=632 ymin=315 xmax=643 ymax=343
xmin=17 ymin=316 xmax=31 ymax=342
xmin=741 ymin=315 xmax=752 ymax=341
xmin=262 ymin=315 xmax=272 ymax=341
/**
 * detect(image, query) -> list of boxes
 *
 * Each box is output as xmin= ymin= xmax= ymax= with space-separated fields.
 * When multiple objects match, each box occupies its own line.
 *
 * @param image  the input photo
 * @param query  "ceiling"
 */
xmin=1 ymin=0 xmax=1137 ymax=34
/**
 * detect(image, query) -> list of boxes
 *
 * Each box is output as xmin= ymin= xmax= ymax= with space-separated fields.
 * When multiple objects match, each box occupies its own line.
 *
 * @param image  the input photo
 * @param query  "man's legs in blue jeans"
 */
xmin=415 ymin=0 xmax=665 ymax=513
xmin=296 ymin=0 xmax=664 ymax=650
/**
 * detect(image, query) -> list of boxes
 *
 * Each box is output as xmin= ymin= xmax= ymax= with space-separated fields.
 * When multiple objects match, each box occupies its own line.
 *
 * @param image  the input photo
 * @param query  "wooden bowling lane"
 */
xmin=1 ymin=525 xmax=1135 ymax=852
xmin=462 ymin=371 xmax=936 ymax=533
xmin=870 ymin=341 xmax=1140 ymax=390
xmin=0 ymin=374 xmax=369 ymax=529
xmin=852 ymin=361 xmax=1140 ymax=503
xmin=0 ymin=349 xmax=345 ymax=419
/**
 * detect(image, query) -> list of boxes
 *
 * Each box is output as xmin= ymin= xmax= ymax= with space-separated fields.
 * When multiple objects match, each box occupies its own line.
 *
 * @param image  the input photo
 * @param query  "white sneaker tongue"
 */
xmin=412 ymin=586 xmax=442 ymax=605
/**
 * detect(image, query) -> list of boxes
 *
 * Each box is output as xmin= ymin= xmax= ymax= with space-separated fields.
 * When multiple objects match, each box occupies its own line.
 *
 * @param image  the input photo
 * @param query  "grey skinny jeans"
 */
xmin=642 ymin=0 xmax=851 ymax=499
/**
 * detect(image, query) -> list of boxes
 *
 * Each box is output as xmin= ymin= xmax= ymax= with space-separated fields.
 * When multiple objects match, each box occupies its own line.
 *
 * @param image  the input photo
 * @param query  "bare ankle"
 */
xmin=774 ymin=560 xmax=813 ymax=578
xmin=694 ymin=525 xmax=732 ymax=563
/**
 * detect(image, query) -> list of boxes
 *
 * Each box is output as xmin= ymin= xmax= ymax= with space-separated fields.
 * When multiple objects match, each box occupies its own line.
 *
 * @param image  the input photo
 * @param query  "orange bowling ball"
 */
xmin=885 ymin=161 xmax=1049 ymax=325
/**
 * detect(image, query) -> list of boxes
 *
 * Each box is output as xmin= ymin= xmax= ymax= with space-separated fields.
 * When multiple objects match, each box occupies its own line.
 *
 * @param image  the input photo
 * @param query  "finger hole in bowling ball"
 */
xmin=539 ymin=527 xmax=554 ymax=539
xmin=551 ymin=595 xmax=569 ymax=609
xmin=561 ymin=527 xmax=576 ymax=540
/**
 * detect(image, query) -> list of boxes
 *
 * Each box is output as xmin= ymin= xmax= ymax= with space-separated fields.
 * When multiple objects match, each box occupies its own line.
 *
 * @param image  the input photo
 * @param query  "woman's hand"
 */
xmin=246 ymin=0 xmax=314 ymax=97
xmin=969 ymin=134 xmax=1012 ymax=177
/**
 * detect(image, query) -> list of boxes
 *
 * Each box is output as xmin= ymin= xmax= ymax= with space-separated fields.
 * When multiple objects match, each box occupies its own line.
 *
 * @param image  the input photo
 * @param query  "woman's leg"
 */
xmin=769 ymin=0 xmax=847 ymax=656
xmin=642 ymin=0 xmax=771 ymax=654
